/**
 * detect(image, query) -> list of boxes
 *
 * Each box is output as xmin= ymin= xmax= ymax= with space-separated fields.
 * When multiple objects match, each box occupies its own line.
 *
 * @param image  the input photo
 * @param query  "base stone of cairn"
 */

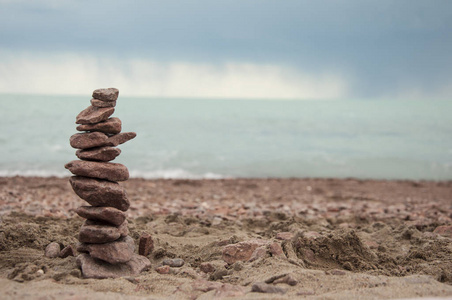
xmin=76 ymin=253 xmax=151 ymax=279
xmin=65 ymin=88 xmax=151 ymax=278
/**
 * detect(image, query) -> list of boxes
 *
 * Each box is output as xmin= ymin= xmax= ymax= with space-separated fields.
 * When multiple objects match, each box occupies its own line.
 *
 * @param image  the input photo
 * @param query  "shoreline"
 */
xmin=1 ymin=176 xmax=451 ymax=220
xmin=1 ymin=173 xmax=452 ymax=181
xmin=1 ymin=176 xmax=451 ymax=218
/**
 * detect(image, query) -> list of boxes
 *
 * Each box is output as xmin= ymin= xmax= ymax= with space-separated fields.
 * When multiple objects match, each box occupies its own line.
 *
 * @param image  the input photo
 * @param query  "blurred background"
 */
xmin=0 ymin=0 xmax=451 ymax=179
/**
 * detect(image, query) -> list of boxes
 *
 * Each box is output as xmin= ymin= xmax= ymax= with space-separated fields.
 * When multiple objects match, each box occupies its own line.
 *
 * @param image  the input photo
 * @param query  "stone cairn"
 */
xmin=65 ymin=88 xmax=151 ymax=278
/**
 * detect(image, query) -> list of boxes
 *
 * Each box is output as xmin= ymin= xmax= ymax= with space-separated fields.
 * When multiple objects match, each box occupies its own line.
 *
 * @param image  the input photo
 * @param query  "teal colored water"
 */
xmin=0 ymin=94 xmax=451 ymax=180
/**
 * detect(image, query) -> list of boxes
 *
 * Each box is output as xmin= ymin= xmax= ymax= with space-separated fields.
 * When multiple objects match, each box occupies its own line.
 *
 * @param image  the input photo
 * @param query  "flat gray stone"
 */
xmin=91 ymin=98 xmax=116 ymax=107
xmin=76 ymin=146 xmax=121 ymax=162
xmin=76 ymin=106 xmax=115 ymax=125
xmin=76 ymin=206 xmax=126 ymax=226
xmin=162 ymin=258 xmax=185 ymax=268
xmin=69 ymin=176 xmax=130 ymax=211
xmin=70 ymin=132 xmax=109 ymax=149
xmin=92 ymin=88 xmax=119 ymax=101
xmin=65 ymin=160 xmax=129 ymax=182
xmin=76 ymin=117 xmax=122 ymax=134
xmin=79 ymin=220 xmax=128 ymax=244
xmin=106 ymin=132 xmax=137 ymax=147
xmin=77 ymin=236 xmax=135 ymax=264
xmin=76 ymin=253 xmax=151 ymax=279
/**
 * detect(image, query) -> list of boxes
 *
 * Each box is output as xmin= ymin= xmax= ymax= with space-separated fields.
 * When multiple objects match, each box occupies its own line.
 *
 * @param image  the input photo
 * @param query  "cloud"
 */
xmin=0 ymin=0 xmax=70 ymax=7
xmin=1 ymin=1 xmax=451 ymax=100
xmin=0 ymin=52 xmax=348 ymax=99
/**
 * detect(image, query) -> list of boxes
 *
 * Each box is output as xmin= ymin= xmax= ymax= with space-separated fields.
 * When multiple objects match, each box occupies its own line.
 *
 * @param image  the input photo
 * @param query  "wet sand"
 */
xmin=0 ymin=176 xmax=451 ymax=299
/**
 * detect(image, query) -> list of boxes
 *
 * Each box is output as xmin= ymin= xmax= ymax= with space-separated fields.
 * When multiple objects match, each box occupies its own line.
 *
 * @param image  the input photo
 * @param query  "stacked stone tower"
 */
xmin=65 ymin=88 xmax=151 ymax=278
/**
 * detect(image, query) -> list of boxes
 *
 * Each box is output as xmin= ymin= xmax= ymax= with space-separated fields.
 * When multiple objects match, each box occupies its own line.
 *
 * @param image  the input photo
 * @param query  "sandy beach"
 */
xmin=1 ymin=176 xmax=451 ymax=299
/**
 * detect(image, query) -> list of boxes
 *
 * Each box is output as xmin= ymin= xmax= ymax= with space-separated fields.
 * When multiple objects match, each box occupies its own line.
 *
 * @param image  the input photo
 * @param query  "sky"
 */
xmin=0 ymin=0 xmax=451 ymax=100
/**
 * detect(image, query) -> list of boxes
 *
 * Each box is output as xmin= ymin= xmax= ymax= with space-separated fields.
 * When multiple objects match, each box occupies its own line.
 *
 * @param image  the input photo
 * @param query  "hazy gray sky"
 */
xmin=0 ymin=0 xmax=451 ymax=99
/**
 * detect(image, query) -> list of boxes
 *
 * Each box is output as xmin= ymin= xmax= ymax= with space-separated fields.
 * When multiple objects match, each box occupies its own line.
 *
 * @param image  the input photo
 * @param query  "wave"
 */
xmin=0 ymin=170 xmax=70 ymax=178
xmin=129 ymin=169 xmax=226 ymax=179
xmin=0 ymin=168 xmax=227 ymax=179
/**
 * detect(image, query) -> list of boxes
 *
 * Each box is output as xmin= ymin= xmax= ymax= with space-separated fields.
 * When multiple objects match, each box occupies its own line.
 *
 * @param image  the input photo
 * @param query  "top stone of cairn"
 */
xmin=92 ymin=88 xmax=119 ymax=101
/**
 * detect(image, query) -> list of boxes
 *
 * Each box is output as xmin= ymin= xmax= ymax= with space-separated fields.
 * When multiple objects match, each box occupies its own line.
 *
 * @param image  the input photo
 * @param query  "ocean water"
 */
xmin=0 ymin=94 xmax=451 ymax=180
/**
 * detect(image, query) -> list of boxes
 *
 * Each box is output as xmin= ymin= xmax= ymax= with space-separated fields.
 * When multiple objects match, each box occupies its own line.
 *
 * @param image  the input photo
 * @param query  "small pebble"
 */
xmin=269 ymin=242 xmax=285 ymax=257
xmin=265 ymin=273 xmax=288 ymax=284
xmin=200 ymin=262 xmax=215 ymax=273
xmin=36 ymin=269 xmax=44 ymax=276
xmin=274 ymin=274 xmax=298 ymax=286
xmin=59 ymin=245 xmax=75 ymax=258
xmin=251 ymin=282 xmax=287 ymax=294
xmin=139 ymin=233 xmax=154 ymax=256
xmin=433 ymin=225 xmax=452 ymax=238
xmin=248 ymin=246 xmax=267 ymax=262
xmin=276 ymin=232 xmax=294 ymax=240
xmin=45 ymin=242 xmax=61 ymax=258
xmin=162 ymin=258 xmax=185 ymax=267
xmin=155 ymin=265 xmax=170 ymax=274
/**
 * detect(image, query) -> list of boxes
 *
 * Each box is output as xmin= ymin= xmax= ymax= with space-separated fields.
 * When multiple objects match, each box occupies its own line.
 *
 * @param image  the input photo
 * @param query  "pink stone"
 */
xmin=199 ymin=262 xmax=215 ymax=273
xmin=269 ymin=242 xmax=285 ymax=257
xmin=70 ymin=132 xmax=109 ymax=149
xmin=276 ymin=232 xmax=294 ymax=241
xmin=248 ymin=246 xmax=268 ymax=262
xmin=76 ymin=106 xmax=115 ymax=125
xmin=75 ymin=206 xmax=126 ymax=226
xmin=106 ymin=132 xmax=137 ymax=147
xmin=77 ymin=236 xmax=135 ymax=264
xmin=139 ymin=233 xmax=154 ymax=256
xmin=222 ymin=239 xmax=270 ymax=264
xmin=76 ymin=117 xmax=122 ymax=134
xmin=76 ymin=253 xmax=151 ymax=279
xmin=92 ymin=88 xmax=119 ymax=101
xmin=433 ymin=225 xmax=452 ymax=238
xmin=78 ymin=220 xmax=128 ymax=244
xmin=65 ymin=160 xmax=129 ymax=182
xmin=302 ymin=249 xmax=316 ymax=263
xmin=69 ymin=176 xmax=130 ymax=211
xmin=303 ymin=231 xmax=322 ymax=240
xmin=364 ymin=240 xmax=379 ymax=249
xmin=155 ymin=265 xmax=170 ymax=274
xmin=76 ymin=147 xmax=121 ymax=162
xmin=91 ymin=98 xmax=116 ymax=107
xmin=59 ymin=245 xmax=75 ymax=258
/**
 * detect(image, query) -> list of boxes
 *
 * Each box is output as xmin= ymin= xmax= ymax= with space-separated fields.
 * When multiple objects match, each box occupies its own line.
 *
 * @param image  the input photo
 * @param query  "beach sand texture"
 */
xmin=0 ymin=176 xmax=451 ymax=299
